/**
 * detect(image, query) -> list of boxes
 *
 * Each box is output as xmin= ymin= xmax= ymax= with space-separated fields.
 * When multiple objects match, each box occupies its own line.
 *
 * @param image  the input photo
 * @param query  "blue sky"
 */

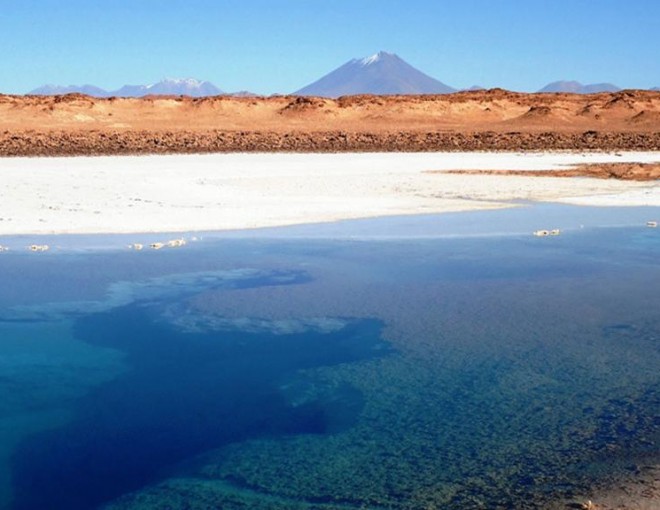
xmin=1 ymin=0 xmax=658 ymax=94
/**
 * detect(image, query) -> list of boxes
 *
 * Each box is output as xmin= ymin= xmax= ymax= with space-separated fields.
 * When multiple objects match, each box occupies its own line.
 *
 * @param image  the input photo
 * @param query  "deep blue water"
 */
xmin=0 ymin=208 xmax=658 ymax=510
xmin=11 ymin=304 xmax=384 ymax=510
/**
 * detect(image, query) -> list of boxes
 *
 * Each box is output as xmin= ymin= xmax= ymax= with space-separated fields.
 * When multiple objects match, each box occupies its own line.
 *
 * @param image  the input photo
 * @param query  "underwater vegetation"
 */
xmin=0 ymin=226 xmax=658 ymax=509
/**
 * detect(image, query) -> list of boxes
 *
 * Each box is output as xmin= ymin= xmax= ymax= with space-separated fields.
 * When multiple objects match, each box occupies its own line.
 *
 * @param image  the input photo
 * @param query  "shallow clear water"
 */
xmin=0 ymin=207 xmax=658 ymax=509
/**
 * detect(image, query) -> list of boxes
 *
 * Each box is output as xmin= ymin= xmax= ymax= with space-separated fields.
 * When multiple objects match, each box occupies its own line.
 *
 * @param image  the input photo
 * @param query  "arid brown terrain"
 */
xmin=0 ymin=89 xmax=659 ymax=155
xmin=439 ymin=163 xmax=660 ymax=181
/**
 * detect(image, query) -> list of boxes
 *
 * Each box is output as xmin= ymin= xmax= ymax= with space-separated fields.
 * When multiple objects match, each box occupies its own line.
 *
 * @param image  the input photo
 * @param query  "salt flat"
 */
xmin=0 ymin=152 xmax=658 ymax=235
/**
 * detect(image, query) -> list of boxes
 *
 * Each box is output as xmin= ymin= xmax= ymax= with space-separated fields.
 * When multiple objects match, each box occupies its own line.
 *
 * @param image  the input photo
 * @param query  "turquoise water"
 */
xmin=0 ymin=208 xmax=658 ymax=509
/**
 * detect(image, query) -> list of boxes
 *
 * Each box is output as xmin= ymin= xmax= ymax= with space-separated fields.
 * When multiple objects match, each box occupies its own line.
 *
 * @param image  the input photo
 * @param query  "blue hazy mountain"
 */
xmin=29 ymin=78 xmax=223 ymax=97
xmin=538 ymin=81 xmax=621 ymax=93
xmin=29 ymin=84 xmax=110 ymax=96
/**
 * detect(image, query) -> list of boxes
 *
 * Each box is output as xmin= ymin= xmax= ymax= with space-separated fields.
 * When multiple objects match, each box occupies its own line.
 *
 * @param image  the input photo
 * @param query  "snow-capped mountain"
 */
xmin=538 ymin=81 xmax=621 ymax=94
xmin=113 ymin=78 xmax=223 ymax=97
xmin=29 ymin=78 xmax=223 ymax=97
xmin=295 ymin=51 xmax=456 ymax=97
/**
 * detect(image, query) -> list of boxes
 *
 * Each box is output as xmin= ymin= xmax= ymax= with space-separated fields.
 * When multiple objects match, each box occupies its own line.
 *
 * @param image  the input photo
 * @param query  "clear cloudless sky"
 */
xmin=1 ymin=0 xmax=658 ymax=94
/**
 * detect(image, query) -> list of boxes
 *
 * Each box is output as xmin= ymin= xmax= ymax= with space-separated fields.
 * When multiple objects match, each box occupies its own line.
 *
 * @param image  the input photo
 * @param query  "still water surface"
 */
xmin=0 ymin=209 xmax=658 ymax=509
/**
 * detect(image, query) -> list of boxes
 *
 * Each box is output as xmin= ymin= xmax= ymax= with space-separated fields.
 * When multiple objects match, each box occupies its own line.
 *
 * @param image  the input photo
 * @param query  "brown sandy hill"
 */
xmin=0 ymin=90 xmax=658 ymax=155
xmin=629 ymin=110 xmax=660 ymax=127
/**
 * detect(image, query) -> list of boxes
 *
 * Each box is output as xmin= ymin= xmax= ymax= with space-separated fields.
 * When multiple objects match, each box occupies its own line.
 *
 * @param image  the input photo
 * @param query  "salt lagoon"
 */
xmin=0 ymin=205 xmax=658 ymax=509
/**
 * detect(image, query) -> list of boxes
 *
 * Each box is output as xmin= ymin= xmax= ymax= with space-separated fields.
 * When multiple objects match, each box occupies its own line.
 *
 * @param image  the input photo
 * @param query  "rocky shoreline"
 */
xmin=1 ymin=130 xmax=659 ymax=157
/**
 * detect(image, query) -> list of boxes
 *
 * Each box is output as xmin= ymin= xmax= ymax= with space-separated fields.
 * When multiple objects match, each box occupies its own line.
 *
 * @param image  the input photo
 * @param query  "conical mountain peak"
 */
xmin=295 ymin=52 xmax=455 ymax=97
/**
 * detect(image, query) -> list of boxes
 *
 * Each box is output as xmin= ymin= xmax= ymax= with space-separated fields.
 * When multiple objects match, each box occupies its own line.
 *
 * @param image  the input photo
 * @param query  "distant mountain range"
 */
xmin=537 ymin=80 xmax=621 ymax=94
xmin=29 ymin=78 xmax=224 ymax=97
xmin=25 ymin=57 xmax=660 ymax=98
xmin=295 ymin=51 xmax=456 ymax=97
xmin=29 ymin=84 xmax=110 ymax=96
